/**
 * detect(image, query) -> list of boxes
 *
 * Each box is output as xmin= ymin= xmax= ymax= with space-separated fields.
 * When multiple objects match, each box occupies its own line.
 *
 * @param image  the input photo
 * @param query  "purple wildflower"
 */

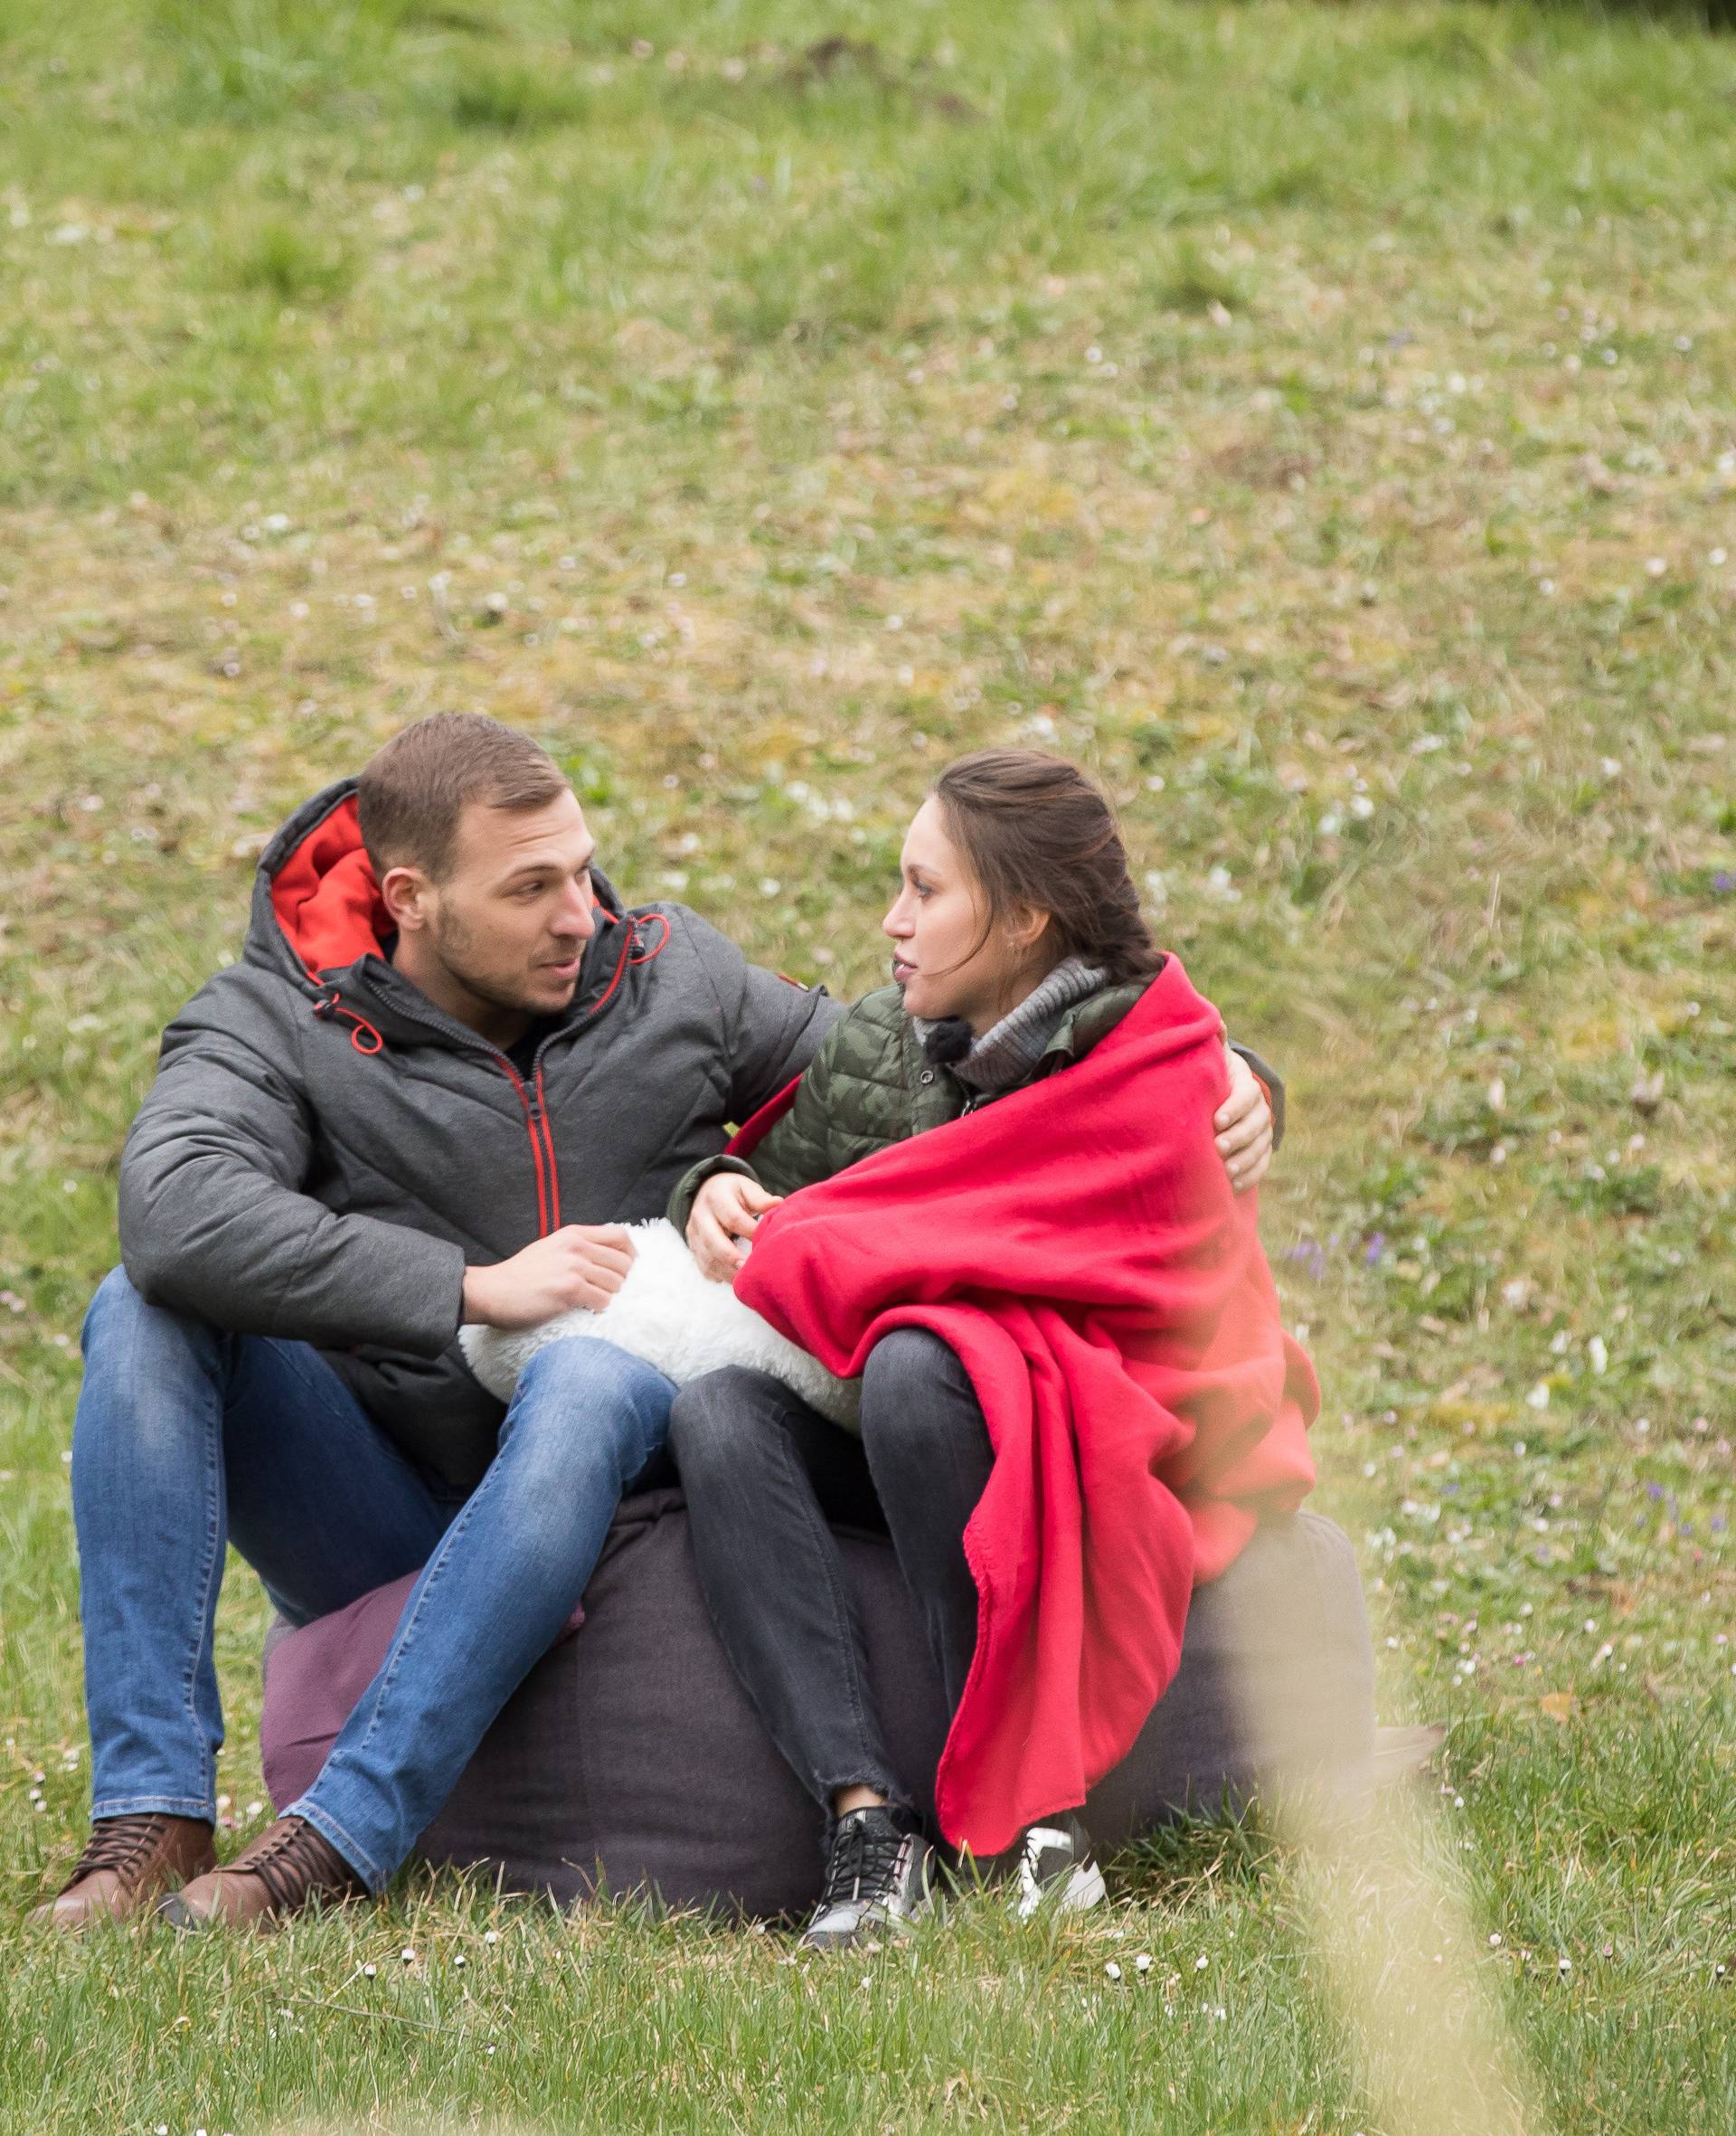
xmin=1365 ymin=1232 xmax=1387 ymax=1265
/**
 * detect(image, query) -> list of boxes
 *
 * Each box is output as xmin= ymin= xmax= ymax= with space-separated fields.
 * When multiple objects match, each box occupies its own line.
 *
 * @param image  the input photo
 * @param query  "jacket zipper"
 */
xmin=495 ymin=1056 xmax=552 ymax=1236
xmin=530 ymin=1063 xmax=561 ymax=1230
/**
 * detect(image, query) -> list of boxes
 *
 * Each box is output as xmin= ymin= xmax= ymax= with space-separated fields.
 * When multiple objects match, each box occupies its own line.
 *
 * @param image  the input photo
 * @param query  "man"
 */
xmin=34 ymin=712 xmax=1278 ymax=1931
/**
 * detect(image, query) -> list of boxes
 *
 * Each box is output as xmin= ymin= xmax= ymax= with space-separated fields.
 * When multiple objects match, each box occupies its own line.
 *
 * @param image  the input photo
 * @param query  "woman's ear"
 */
xmin=379 ymin=862 xmax=432 ymax=936
xmin=1005 ymin=903 xmax=1053 ymax=956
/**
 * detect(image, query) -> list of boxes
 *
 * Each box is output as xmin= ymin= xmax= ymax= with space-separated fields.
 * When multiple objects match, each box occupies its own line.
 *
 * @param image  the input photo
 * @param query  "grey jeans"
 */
xmin=668 ymin=1327 xmax=993 ymax=1823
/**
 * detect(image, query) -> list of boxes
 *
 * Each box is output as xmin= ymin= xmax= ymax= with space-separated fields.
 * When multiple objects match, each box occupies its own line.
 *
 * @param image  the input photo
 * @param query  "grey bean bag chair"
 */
xmin=261 ymin=1489 xmax=1373 ymax=1916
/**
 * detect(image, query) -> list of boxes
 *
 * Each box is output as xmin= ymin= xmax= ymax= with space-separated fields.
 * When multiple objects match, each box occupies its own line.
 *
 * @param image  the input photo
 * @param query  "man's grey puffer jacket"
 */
xmin=117 ymin=778 xmax=838 ymax=1492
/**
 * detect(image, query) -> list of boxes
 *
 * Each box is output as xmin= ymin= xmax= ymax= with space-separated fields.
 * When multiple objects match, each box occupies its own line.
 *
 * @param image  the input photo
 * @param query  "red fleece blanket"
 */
xmin=732 ymin=956 xmax=1318 ymax=1855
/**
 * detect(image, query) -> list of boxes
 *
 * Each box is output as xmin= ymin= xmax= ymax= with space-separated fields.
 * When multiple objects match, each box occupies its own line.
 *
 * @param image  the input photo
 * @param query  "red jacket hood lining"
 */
xmin=269 ymin=796 xmax=392 ymax=981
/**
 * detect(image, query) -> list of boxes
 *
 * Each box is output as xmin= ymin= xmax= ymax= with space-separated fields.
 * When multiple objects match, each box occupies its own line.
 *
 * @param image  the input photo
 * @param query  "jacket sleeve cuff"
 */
xmin=1229 ymin=1043 xmax=1285 ymax=1152
xmin=331 ymin=1226 xmax=468 ymax=1358
xmin=667 ymin=1154 xmax=759 ymax=1239
xmin=414 ymin=1238 xmax=470 ymax=1355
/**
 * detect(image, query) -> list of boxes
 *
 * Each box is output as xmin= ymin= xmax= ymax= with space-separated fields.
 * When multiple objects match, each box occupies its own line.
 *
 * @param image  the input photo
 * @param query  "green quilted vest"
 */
xmin=668 ymin=977 xmax=1148 ymax=1231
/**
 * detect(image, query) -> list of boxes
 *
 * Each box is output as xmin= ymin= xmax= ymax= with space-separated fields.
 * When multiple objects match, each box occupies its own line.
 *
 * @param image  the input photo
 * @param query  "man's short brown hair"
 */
xmin=356 ymin=714 xmax=569 ymax=881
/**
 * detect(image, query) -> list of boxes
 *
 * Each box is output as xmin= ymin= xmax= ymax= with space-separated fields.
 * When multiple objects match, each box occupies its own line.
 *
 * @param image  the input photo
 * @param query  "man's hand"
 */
xmin=461 ymin=1225 xmax=637 ymax=1328
xmin=687 ymin=1173 xmax=785 ymax=1284
xmin=1216 ymin=1044 xmax=1274 ymax=1195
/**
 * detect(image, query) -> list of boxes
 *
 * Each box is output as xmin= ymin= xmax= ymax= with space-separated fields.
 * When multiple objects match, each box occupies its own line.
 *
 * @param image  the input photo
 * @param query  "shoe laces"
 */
xmin=231 ymin=1819 xmax=346 ymax=1915
xmin=821 ymin=1812 xmax=908 ymax=1911
xmin=62 ymin=1813 xmax=172 ymax=1889
xmin=1021 ymin=1823 xmax=1073 ymax=1874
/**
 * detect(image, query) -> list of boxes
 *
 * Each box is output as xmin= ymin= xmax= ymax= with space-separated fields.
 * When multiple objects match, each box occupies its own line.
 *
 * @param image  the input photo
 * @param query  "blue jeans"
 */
xmin=71 ymin=1267 xmax=674 ymax=1890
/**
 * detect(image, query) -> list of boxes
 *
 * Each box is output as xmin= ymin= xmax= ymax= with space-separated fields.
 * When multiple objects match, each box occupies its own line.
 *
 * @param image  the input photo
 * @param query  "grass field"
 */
xmin=3 ymin=0 xmax=1735 ymax=2129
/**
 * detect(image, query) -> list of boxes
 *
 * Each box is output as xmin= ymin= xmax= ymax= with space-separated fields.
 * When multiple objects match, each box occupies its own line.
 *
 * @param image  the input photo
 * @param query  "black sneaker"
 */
xmin=801 ymin=1805 xmax=935 ymax=1952
xmin=1010 ymin=1813 xmax=1106 ymax=1921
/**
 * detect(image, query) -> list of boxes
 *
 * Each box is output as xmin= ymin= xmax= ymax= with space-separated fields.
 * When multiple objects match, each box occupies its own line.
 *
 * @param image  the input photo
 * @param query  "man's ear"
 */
xmin=379 ymin=861 xmax=434 ymax=935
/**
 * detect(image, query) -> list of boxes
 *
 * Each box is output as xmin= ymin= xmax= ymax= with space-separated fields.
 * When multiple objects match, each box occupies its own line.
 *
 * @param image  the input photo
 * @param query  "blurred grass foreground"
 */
xmin=2 ymin=2 xmax=1735 ymax=2131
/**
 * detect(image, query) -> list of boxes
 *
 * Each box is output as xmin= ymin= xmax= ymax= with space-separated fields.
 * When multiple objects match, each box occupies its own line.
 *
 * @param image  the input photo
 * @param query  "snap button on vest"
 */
xmin=919 ymin=1068 xmax=936 ymax=1085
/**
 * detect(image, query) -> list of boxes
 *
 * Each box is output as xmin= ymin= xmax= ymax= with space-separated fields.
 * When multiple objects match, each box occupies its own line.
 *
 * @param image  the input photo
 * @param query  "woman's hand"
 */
xmin=687 ymin=1173 xmax=787 ymax=1283
xmin=1216 ymin=1044 xmax=1274 ymax=1194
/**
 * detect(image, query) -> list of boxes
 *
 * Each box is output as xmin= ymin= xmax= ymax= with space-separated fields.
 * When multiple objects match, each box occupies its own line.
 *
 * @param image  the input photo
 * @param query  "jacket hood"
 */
xmin=255 ymin=780 xmax=388 ymax=985
xmin=248 ymin=777 xmax=629 ymax=991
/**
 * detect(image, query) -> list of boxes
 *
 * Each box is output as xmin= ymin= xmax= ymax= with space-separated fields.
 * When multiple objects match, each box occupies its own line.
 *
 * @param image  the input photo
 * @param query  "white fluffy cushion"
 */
xmin=458 ymin=1218 xmax=860 ymax=1431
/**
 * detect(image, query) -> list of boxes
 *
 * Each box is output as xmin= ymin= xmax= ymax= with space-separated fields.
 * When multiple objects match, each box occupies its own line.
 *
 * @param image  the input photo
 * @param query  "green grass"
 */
xmin=3 ymin=0 xmax=1736 ymax=2128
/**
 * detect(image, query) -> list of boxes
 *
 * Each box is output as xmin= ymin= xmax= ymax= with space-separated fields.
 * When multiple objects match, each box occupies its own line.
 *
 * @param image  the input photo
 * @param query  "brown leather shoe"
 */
xmin=29 ymin=1813 xmax=217 ymax=1930
xmin=159 ymin=1815 xmax=364 ymax=1932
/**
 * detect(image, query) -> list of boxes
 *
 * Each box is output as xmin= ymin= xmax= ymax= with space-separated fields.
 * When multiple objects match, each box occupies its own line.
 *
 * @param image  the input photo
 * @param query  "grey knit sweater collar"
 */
xmin=915 ymin=955 xmax=1108 ymax=1093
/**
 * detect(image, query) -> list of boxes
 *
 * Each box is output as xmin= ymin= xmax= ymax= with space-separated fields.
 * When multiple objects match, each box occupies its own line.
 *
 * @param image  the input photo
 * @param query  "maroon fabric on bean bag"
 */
xmin=261 ymin=1575 xmax=583 ymax=1811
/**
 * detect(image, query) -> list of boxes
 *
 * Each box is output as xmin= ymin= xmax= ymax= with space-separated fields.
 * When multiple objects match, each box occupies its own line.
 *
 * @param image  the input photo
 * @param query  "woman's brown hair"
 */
xmin=931 ymin=750 xmax=1163 ymax=988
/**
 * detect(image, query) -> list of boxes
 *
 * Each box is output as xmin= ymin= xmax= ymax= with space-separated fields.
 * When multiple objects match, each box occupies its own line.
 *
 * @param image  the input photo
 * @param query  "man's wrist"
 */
xmin=461 ymin=1265 xmax=498 ymax=1328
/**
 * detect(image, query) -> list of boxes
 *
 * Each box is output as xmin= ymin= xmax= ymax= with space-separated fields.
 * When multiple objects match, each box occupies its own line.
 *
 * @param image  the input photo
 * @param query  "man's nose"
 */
xmin=556 ymin=883 xmax=597 ymax=939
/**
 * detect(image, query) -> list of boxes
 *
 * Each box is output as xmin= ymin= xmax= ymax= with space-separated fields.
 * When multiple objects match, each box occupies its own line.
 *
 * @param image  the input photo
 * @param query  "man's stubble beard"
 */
xmin=430 ymin=903 xmax=580 ymax=1019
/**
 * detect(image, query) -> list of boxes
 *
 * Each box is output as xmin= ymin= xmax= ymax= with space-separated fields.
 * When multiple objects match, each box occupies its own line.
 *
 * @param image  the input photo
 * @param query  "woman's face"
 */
xmin=882 ymin=797 xmax=1050 ymax=1031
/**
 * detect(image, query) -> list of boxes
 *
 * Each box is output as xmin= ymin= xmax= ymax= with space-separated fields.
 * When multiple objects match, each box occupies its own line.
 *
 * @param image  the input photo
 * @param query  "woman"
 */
xmin=666 ymin=751 xmax=1316 ymax=1951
